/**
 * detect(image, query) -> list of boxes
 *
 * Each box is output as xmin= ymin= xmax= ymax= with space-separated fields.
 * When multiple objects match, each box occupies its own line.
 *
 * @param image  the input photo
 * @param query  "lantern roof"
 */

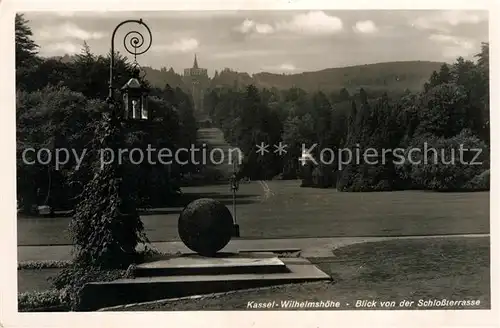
xmin=121 ymin=66 xmax=147 ymax=91
xmin=121 ymin=77 xmax=142 ymax=90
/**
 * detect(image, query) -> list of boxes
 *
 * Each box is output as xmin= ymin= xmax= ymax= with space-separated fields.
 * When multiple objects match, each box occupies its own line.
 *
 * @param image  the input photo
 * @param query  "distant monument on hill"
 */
xmin=183 ymin=54 xmax=209 ymax=116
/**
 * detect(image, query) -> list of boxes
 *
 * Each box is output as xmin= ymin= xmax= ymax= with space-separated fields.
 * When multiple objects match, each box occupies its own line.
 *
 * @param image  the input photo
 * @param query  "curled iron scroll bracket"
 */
xmin=122 ymin=24 xmax=153 ymax=58
xmin=107 ymin=19 xmax=152 ymax=103
xmin=114 ymin=19 xmax=152 ymax=58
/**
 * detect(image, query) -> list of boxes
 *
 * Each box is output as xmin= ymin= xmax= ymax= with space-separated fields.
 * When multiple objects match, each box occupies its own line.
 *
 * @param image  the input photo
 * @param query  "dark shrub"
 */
xmin=396 ymin=129 xmax=488 ymax=191
xmin=52 ymin=265 xmax=128 ymax=311
xmin=462 ymin=169 xmax=490 ymax=191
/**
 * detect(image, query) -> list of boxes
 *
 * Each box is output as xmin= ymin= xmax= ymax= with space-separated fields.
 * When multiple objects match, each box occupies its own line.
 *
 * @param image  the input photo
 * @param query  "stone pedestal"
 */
xmin=80 ymin=250 xmax=331 ymax=311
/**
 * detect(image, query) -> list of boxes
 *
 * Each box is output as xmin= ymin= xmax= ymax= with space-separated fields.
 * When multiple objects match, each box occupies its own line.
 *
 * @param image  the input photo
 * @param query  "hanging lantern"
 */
xmin=120 ymin=70 xmax=150 ymax=121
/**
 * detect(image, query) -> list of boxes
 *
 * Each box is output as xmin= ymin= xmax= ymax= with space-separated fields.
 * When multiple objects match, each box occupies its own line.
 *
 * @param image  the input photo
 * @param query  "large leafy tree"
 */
xmin=16 ymin=86 xmax=102 ymax=214
xmin=415 ymin=83 xmax=468 ymax=138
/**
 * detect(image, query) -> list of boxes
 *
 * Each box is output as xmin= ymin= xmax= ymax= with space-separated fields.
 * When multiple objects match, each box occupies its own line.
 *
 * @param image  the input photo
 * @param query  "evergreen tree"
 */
xmin=15 ymin=13 xmax=41 ymax=90
xmin=339 ymin=87 xmax=350 ymax=101
xmin=437 ymin=64 xmax=451 ymax=84
xmin=359 ymin=88 xmax=368 ymax=104
xmin=475 ymin=42 xmax=490 ymax=141
xmin=476 ymin=42 xmax=489 ymax=72
xmin=71 ymin=42 xmax=99 ymax=98
xmin=15 ymin=13 xmax=39 ymax=66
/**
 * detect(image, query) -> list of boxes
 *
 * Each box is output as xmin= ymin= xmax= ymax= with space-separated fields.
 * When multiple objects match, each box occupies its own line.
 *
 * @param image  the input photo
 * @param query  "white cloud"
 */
xmin=237 ymin=19 xmax=255 ymax=33
xmin=153 ymin=38 xmax=199 ymax=53
xmin=428 ymin=34 xmax=476 ymax=58
xmin=28 ymin=11 xmax=241 ymax=20
xmin=54 ymin=11 xmax=77 ymax=17
xmin=235 ymin=19 xmax=275 ymax=35
xmin=262 ymin=63 xmax=297 ymax=72
xmin=255 ymin=23 xmax=275 ymax=34
xmin=36 ymin=23 xmax=105 ymax=41
xmin=279 ymin=63 xmax=296 ymax=71
xmin=429 ymin=34 xmax=474 ymax=49
xmin=353 ymin=20 xmax=378 ymax=34
xmin=412 ymin=10 xmax=487 ymax=32
xmin=213 ymin=49 xmax=285 ymax=59
xmin=235 ymin=11 xmax=342 ymax=36
xmin=54 ymin=11 xmax=110 ymax=17
xmin=276 ymin=11 xmax=343 ymax=35
xmin=42 ymin=42 xmax=81 ymax=55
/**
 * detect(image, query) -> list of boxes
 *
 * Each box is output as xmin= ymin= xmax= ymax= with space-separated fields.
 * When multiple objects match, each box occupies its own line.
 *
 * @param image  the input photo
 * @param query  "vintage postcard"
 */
xmin=0 ymin=0 xmax=498 ymax=327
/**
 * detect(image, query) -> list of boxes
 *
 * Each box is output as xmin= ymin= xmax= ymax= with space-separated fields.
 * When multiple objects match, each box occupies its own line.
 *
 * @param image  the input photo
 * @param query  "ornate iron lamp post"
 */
xmin=104 ymin=18 xmax=153 ymax=222
xmin=68 ymin=19 xmax=154 ymax=268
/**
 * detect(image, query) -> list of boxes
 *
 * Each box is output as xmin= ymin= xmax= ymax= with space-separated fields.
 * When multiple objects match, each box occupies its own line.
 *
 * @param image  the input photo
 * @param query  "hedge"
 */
xmin=18 ymin=290 xmax=67 ymax=311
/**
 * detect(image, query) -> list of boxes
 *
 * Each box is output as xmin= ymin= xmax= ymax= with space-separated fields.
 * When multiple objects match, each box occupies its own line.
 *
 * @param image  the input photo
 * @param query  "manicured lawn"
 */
xmin=117 ymin=236 xmax=490 ymax=311
xmin=18 ymin=269 xmax=61 ymax=293
xmin=17 ymin=180 xmax=489 ymax=245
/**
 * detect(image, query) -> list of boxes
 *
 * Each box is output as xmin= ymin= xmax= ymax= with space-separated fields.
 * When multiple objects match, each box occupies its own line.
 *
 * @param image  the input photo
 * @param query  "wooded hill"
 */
xmin=144 ymin=61 xmax=444 ymax=93
xmin=50 ymin=55 xmax=443 ymax=93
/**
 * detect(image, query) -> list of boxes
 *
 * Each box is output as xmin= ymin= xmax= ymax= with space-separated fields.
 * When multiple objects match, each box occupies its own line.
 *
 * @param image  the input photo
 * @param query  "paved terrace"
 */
xmin=18 ymin=234 xmax=489 ymax=262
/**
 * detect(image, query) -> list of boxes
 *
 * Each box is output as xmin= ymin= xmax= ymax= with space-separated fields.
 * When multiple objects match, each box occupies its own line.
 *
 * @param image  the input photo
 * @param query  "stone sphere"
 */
xmin=178 ymin=198 xmax=234 ymax=257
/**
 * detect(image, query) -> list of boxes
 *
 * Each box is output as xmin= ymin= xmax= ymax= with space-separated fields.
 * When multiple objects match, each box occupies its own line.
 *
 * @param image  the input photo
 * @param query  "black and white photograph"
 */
xmin=1 ymin=1 xmax=498 ymax=326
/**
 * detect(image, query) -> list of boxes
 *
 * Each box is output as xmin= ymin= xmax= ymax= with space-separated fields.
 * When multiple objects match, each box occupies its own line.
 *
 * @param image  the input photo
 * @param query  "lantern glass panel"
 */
xmin=141 ymin=94 xmax=148 ymax=120
xmin=122 ymin=93 xmax=129 ymax=119
xmin=131 ymin=96 xmax=141 ymax=120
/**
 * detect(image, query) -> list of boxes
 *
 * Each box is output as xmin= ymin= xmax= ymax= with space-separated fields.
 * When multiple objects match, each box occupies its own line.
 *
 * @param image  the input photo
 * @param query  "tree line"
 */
xmin=206 ymin=43 xmax=490 ymax=192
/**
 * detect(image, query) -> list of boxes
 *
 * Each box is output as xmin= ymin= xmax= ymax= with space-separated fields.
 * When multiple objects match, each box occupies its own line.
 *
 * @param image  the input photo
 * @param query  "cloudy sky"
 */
xmin=23 ymin=10 xmax=488 ymax=76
